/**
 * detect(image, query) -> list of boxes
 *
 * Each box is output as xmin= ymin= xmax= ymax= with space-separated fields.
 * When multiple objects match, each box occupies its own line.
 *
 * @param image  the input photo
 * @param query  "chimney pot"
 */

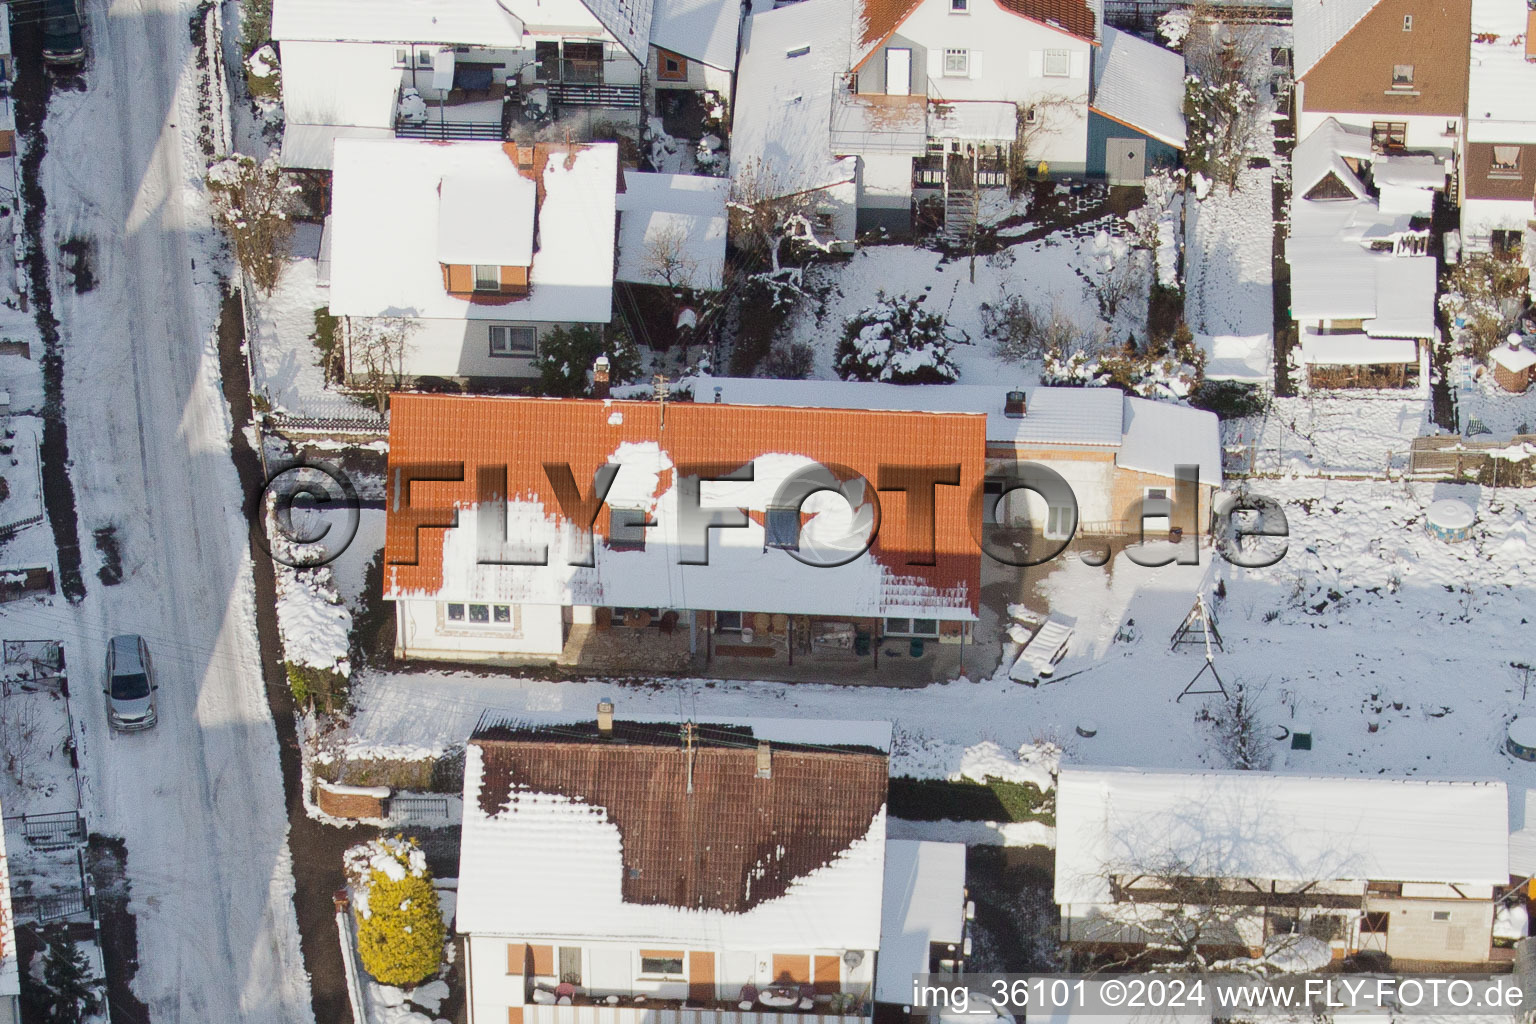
xmin=1004 ymin=390 xmax=1028 ymax=418
xmin=756 ymin=740 xmax=772 ymax=779
xmin=597 ymin=700 xmax=615 ymax=736
xmin=592 ymin=356 xmax=612 ymax=399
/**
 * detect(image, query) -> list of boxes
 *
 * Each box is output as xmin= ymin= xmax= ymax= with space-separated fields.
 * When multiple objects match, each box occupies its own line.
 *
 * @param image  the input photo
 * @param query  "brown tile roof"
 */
xmin=471 ymin=721 xmax=889 ymax=913
xmin=383 ymin=393 xmax=986 ymax=609
xmin=854 ymin=0 xmax=1095 ymax=67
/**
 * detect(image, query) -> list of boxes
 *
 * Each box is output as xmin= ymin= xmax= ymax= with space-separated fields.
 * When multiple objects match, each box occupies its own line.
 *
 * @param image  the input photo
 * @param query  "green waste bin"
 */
xmin=909 ymin=638 xmax=925 ymax=658
xmin=853 ymin=629 xmax=871 ymax=656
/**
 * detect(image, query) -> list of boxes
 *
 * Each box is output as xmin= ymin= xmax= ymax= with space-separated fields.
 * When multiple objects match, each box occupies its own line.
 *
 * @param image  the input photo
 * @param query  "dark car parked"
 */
xmin=42 ymin=0 xmax=85 ymax=69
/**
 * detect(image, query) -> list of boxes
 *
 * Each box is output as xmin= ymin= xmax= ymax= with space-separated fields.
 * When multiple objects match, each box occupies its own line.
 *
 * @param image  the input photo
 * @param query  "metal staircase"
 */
xmin=941 ymin=152 xmax=978 ymax=244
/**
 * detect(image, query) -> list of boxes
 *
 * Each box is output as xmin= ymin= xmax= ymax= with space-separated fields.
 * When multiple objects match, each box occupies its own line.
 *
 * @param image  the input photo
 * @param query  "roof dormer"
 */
xmin=437 ymin=167 xmax=536 ymax=300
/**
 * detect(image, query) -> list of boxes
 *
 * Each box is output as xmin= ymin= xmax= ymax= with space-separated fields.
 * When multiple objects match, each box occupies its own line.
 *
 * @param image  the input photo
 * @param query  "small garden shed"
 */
xmin=1491 ymin=335 xmax=1536 ymax=393
xmin=1086 ymin=26 xmax=1186 ymax=185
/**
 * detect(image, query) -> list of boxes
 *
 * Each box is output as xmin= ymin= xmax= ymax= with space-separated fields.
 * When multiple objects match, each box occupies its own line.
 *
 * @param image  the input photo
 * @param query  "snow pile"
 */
xmin=274 ymin=563 xmax=352 ymax=675
xmin=1495 ymin=903 xmax=1527 ymax=941
xmin=205 ymin=156 xmax=243 ymax=188
xmin=1261 ymin=935 xmax=1331 ymax=973
xmin=952 ymin=740 xmax=1059 ymax=793
xmin=246 ymin=44 xmax=277 ymax=79
xmin=1157 ymin=8 xmax=1191 ymax=47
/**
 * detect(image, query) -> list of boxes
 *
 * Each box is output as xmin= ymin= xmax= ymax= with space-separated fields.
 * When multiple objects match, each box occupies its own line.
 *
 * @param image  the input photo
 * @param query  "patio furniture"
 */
xmin=739 ymin=985 xmax=759 ymax=1011
xmin=758 ymin=986 xmax=799 ymax=1009
xmin=556 ymin=984 xmax=576 ymax=1000
xmin=1008 ymin=614 xmax=1073 ymax=686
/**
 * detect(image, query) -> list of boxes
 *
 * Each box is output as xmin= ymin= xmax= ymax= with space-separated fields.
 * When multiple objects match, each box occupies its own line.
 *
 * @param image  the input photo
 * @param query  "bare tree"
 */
xmin=1201 ymin=682 xmax=1274 ymax=770
xmin=346 ymin=316 xmax=419 ymax=414
xmin=728 ymin=158 xmax=837 ymax=295
xmin=642 ymin=221 xmax=700 ymax=291
xmin=205 ymin=154 xmax=299 ymax=293
xmin=1182 ymin=8 xmax=1266 ymax=193
xmin=0 ymin=696 xmax=44 ymax=789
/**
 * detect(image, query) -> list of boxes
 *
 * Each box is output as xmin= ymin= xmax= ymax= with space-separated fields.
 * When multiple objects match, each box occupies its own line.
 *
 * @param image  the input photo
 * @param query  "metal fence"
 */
xmin=388 ymin=794 xmax=449 ymax=823
xmin=11 ymin=810 xmax=86 ymax=849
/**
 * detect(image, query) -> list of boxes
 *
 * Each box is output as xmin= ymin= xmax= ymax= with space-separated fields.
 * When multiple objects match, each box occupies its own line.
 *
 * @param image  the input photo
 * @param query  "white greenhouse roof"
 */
xmin=1054 ymin=767 xmax=1510 ymax=905
xmin=1197 ymin=333 xmax=1272 ymax=384
xmin=1118 ymin=397 xmax=1221 ymax=486
xmin=876 ymin=841 xmax=967 ymax=1004
xmin=1374 ymin=154 xmax=1447 ymax=189
xmin=931 ymin=101 xmax=1020 ymax=143
xmin=616 ymin=172 xmax=728 ymax=289
xmin=456 ymin=738 xmax=889 ymax=948
xmin=1468 ymin=0 xmax=1536 ymax=144
xmin=701 ymin=378 xmax=1127 ymax=448
xmin=329 ymin=139 xmax=617 ymax=323
xmin=1089 ymin=25 xmax=1187 ymax=149
xmin=650 ymin=0 xmax=741 ymax=69
xmin=1293 ymin=0 xmax=1380 ymax=78
xmin=437 ymin=173 xmax=536 ymax=267
xmin=730 ymin=0 xmax=859 ymax=198
xmin=1300 ymin=330 xmax=1419 ymax=365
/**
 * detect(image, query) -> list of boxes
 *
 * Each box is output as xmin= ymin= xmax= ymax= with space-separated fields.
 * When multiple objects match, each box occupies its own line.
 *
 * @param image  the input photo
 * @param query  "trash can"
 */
xmin=909 ymin=638 xmax=925 ymax=658
xmin=853 ymin=629 xmax=871 ymax=656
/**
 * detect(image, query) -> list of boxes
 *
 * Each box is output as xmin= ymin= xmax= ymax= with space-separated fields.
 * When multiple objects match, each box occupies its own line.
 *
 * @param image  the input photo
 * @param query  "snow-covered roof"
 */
xmin=1089 ymin=25 xmax=1187 ymax=149
xmin=876 ymin=841 xmax=967 ymax=1004
xmin=0 ymin=800 xmax=17 ymax=999
xmin=1118 ymin=398 xmax=1221 ymax=486
xmin=931 ymin=101 xmax=1021 ymax=143
xmin=437 ymin=173 xmax=536 ymax=267
xmin=272 ymin=0 xmax=527 ymax=45
xmin=1468 ymin=0 xmax=1536 ymax=144
xmin=1293 ymin=0 xmax=1381 ymax=79
xmin=730 ymin=0 xmax=860 ymax=198
xmin=329 ymin=139 xmax=617 ymax=323
xmin=650 ymin=0 xmax=741 ymax=69
xmin=0 ymin=11 xmax=13 ymax=57
xmin=384 ymin=394 xmax=986 ymax=618
xmin=1492 ymin=340 xmax=1536 ymax=373
xmin=457 ymin=719 xmax=890 ymax=948
xmin=276 ymin=41 xmax=401 ymax=170
xmin=1299 ymin=329 xmax=1419 ymax=365
xmin=616 ymin=172 xmax=728 ymax=290
xmin=1510 ymin=790 xmax=1536 ymax=876
xmin=1374 ymin=154 xmax=1448 ymax=189
xmin=701 ymin=378 xmax=1127 ymax=448
xmin=1054 ymin=767 xmax=1510 ymax=905
xmin=1197 ymin=333 xmax=1272 ymax=384
xmin=1287 ymin=120 xmax=1436 ymax=339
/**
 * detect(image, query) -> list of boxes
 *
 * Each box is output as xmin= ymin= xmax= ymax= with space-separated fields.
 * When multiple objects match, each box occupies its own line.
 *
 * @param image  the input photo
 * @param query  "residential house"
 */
xmin=271 ymin=0 xmax=649 ymax=170
xmin=703 ymin=378 xmax=1222 ymax=542
xmin=328 ymin=139 xmax=618 ymax=382
xmin=456 ymin=711 xmax=904 ymax=1024
xmin=874 ymin=840 xmax=970 ymax=1010
xmin=0 ymin=803 xmax=17 ymax=1024
xmin=1286 ymin=117 xmax=1438 ymax=388
xmin=615 ymin=171 xmax=729 ymax=291
xmin=1085 ymin=26 xmax=1185 ymax=184
xmin=1293 ymin=0 xmax=1469 ymax=158
xmin=1461 ymin=0 xmax=1536 ymax=257
xmin=382 ymin=392 xmax=986 ymax=671
xmin=1055 ymin=767 xmax=1511 ymax=966
xmin=732 ymin=0 xmax=1105 ymax=239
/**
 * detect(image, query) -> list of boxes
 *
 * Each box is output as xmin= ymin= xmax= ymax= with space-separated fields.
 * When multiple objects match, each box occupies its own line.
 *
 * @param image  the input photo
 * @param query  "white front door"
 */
xmin=885 ymin=47 xmax=912 ymax=96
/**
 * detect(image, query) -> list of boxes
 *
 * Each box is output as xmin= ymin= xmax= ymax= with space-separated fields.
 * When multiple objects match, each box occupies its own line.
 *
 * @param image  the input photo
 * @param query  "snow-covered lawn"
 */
xmin=779 ymin=225 xmax=1149 ymax=386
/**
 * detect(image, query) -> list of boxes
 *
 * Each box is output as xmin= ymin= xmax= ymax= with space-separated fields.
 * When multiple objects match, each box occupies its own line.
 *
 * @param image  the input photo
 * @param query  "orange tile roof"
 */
xmin=854 ymin=0 xmax=1095 ymax=67
xmin=384 ymin=393 xmax=985 ymax=612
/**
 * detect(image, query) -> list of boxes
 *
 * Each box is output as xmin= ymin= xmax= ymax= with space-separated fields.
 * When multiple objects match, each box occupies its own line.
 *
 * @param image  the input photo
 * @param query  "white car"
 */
xmin=104 ymin=635 xmax=158 ymax=731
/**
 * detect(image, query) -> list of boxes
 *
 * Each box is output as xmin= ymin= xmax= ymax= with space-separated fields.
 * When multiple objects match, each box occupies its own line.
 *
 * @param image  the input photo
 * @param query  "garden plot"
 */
xmin=0 ymin=417 xmax=44 ymax=537
xmin=1226 ymin=393 xmax=1435 ymax=476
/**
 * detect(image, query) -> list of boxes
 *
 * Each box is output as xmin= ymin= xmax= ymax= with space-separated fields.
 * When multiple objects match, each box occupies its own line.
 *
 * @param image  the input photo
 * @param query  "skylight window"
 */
xmin=786 ymin=44 xmax=811 ymax=58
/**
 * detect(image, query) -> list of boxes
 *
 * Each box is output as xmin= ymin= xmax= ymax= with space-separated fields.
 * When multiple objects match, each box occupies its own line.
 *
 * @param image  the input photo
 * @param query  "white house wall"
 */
xmin=1296 ymin=93 xmax=1461 ymax=155
xmin=859 ymin=153 xmax=916 ymax=210
xmin=857 ymin=1 xmax=1092 ymax=170
xmin=1460 ymin=196 xmax=1534 ymax=248
xmin=359 ymin=317 xmax=557 ymax=381
xmin=999 ymin=458 xmax=1115 ymax=527
xmin=395 ymin=598 xmax=566 ymax=660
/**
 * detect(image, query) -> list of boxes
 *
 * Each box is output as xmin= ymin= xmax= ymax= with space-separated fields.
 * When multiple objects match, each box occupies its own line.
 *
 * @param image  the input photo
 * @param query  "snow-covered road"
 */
xmin=7 ymin=0 xmax=315 ymax=1018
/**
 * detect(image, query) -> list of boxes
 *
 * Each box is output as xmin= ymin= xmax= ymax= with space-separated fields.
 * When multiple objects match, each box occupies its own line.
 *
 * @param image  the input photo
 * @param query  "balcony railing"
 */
xmin=912 ymin=155 xmax=1009 ymax=190
xmin=524 ymin=1000 xmax=867 ymax=1024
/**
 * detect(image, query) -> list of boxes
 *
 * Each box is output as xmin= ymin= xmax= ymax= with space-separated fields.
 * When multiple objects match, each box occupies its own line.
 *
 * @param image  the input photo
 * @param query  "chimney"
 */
xmin=1527 ymin=9 xmax=1536 ymax=61
xmin=713 ymin=385 xmax=723 ymax=403
xmin=592 ymin=356 xmax=611 ymax=399
xmin=1004 ymin=390 xmax=1028 ymax=418
xmin=756 ymin=740 xmax=772 ymax=779
xmin=597 ymin=700 xmax=615 ymax=737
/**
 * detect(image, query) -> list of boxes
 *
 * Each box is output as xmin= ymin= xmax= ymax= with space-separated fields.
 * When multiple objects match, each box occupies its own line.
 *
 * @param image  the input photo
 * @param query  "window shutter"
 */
xmin=1028 ymin=50 xmax=1043 ymax=77
xmin=1069 ymin=50 xmax=1086 ymax=78
xmin=969 ymin=49 xmax=983 ymax=79
xmin=927 ymin=47 xmax=943 ymax=80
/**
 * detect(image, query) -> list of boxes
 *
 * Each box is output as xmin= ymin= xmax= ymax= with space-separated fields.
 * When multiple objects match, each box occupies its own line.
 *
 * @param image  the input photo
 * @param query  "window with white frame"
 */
xmin=950 ymin=0 xmax=969 ymax=10
xmin=1402 ymin=14 xmax=1412 ymax=30
xmin=885 ymin=617 xmax=940 ymax=637
xmin=1045 ymin=504 xmax=1074 ymax=539
xmin=764 ymin=506 xmax=801 ymax=550
xmin=638 ymin=953 xmax=685 ymax=978
xmin=488 ymin=325 xmax=537 ymax=357
xmin=716 ymin=611 xmax=744 ymax=631
xmin=395 ymin=47 xmax=409 ymax=66
xmin=1491 ymin=145 xmax=1522 ymax=176
xmin=943 ymin=48 xmax=969 ymax=76
xmin=1142 ymin=486 xmax=1171 ymax=535
xmin=607 ymin=505 xmax=649 ymax=550
xmin=418 ymin=50 xmax=433 ymax=67
xmin=1390 ymin=64 xmax=1414 ymax=89
xmin=1043 ymin=49 xmax=1070 ymax=76
xmin=473 ymin=264 xmax=500 ymax=291
xmin=444 ymin=602 xmax=517 ymax=629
